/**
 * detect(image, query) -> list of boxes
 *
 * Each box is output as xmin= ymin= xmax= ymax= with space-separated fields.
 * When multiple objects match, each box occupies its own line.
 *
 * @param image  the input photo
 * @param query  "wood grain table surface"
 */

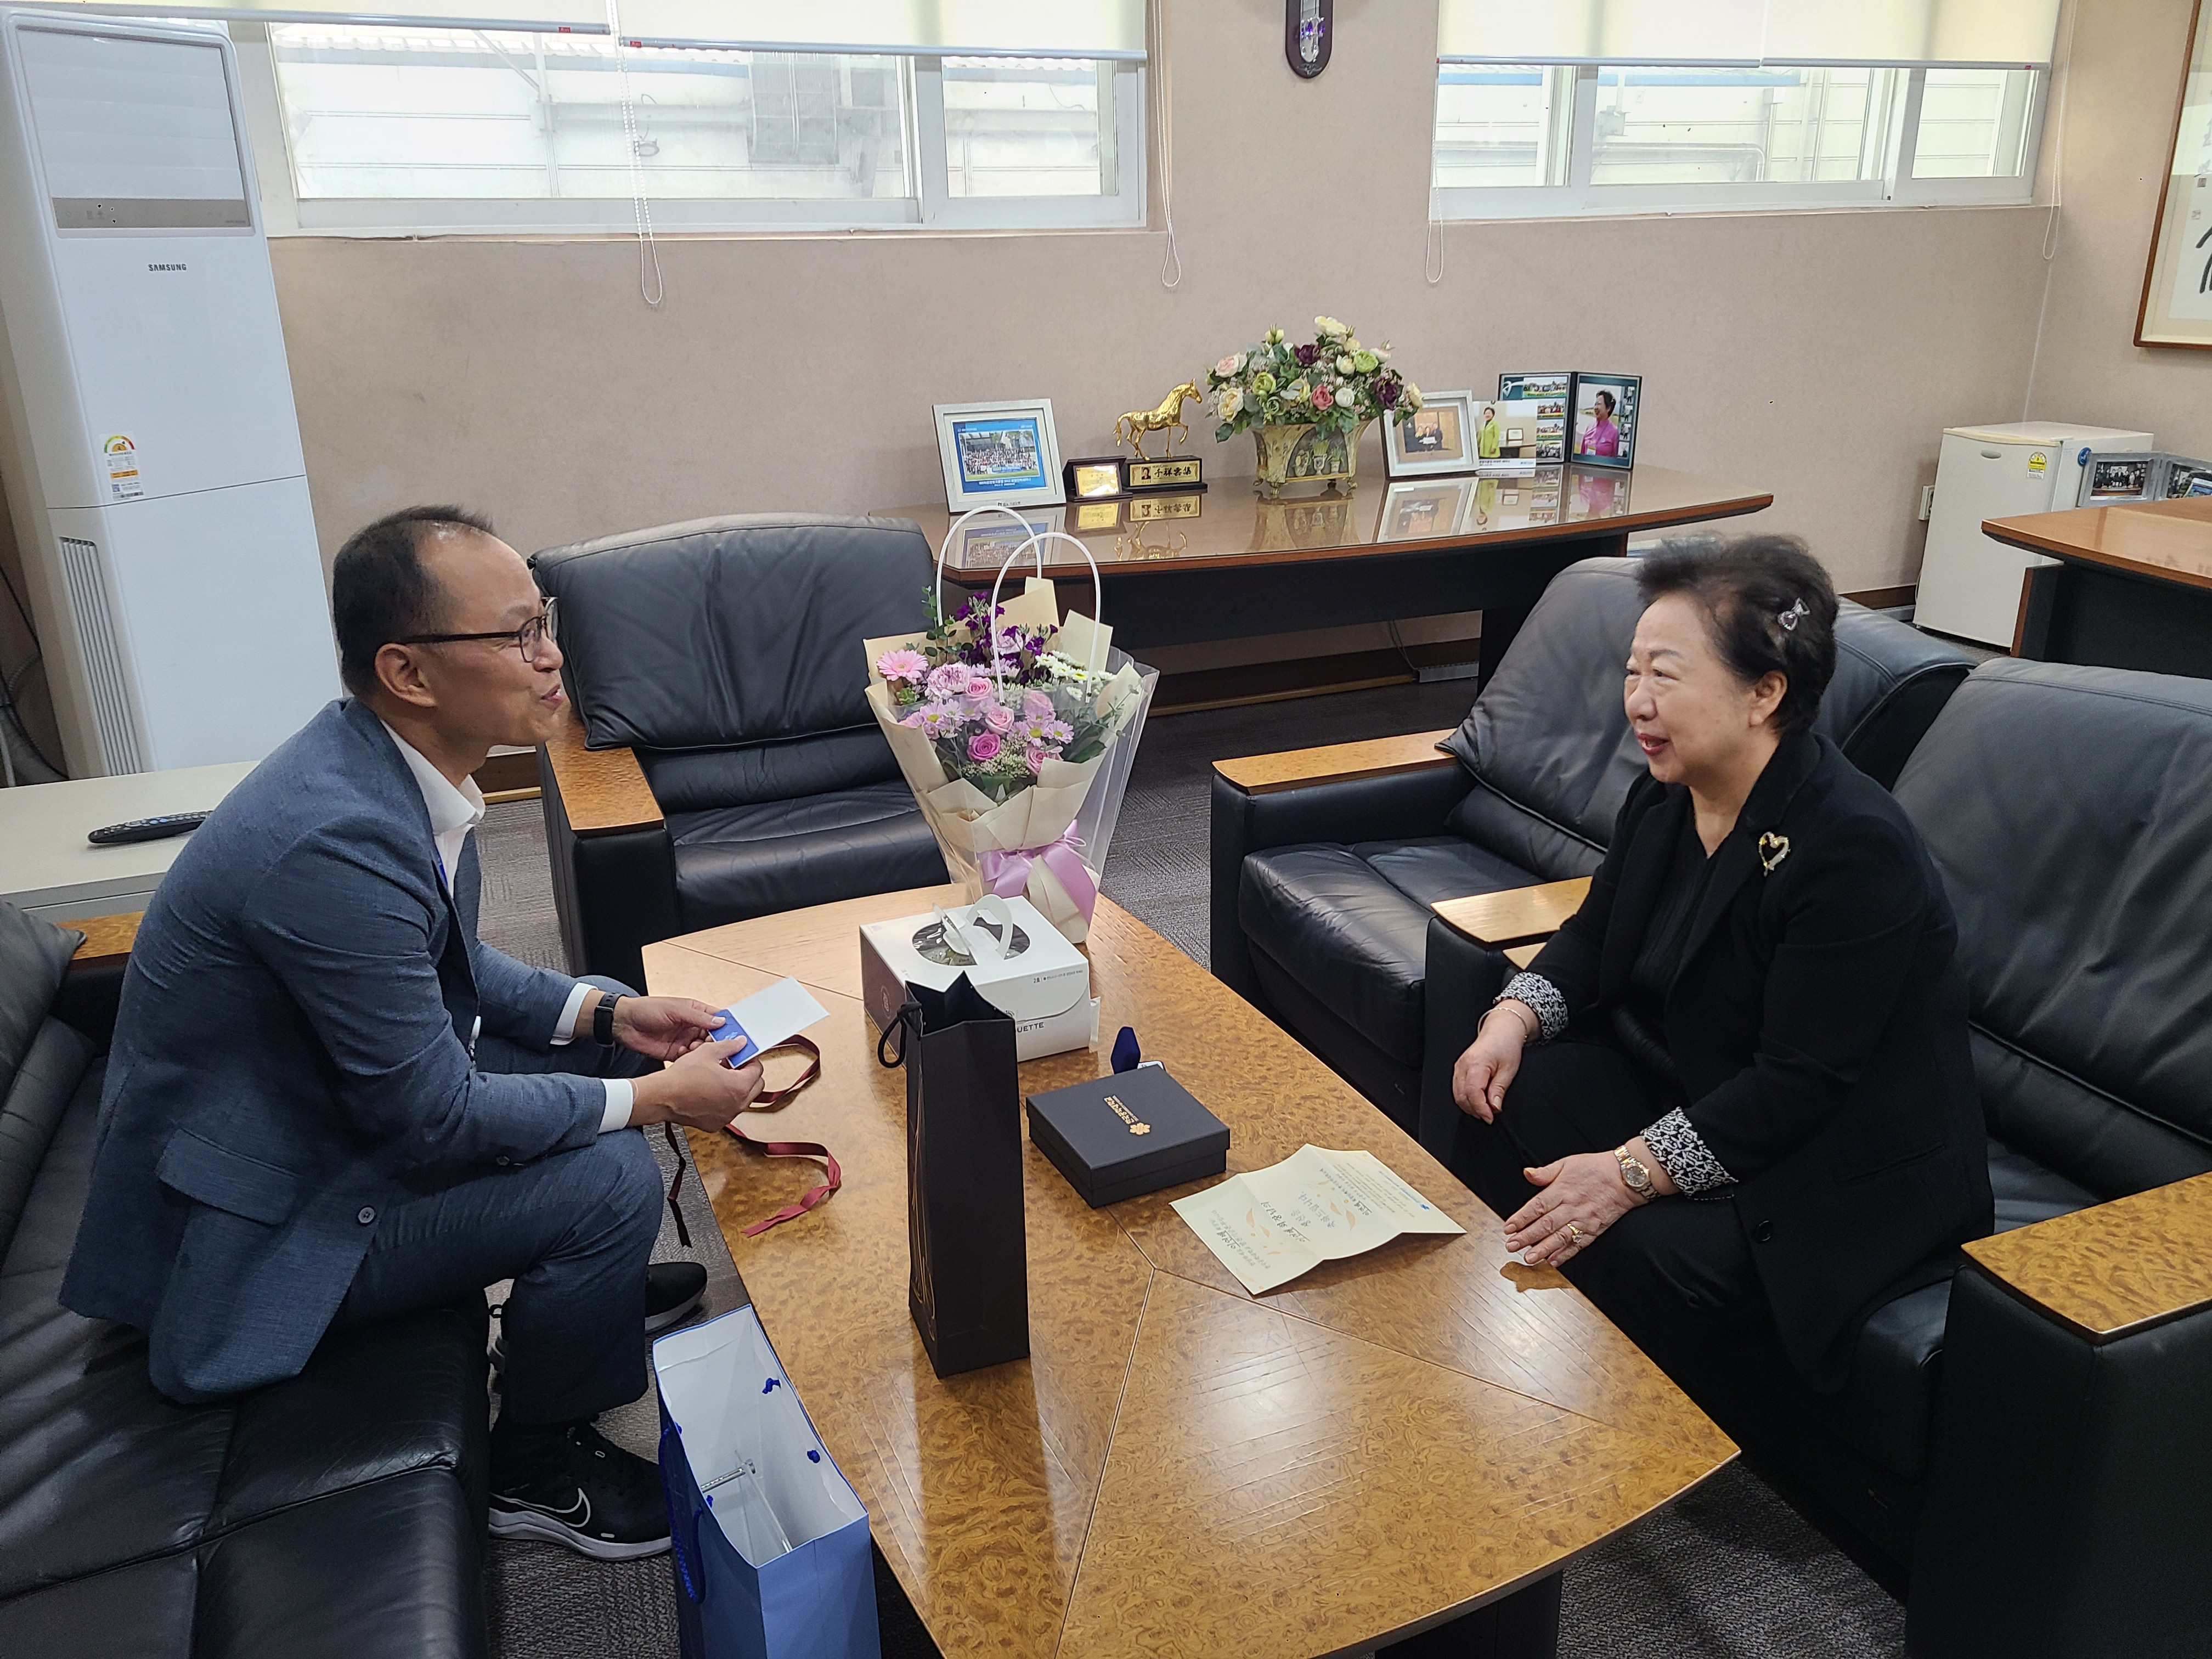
xmin=890 ymin=464 xmax=1771 ymax=584
xmin=1984 ymin=494 xmax=2212 ymax=592
xmin=647 ymin=889 xmax=1733 ymax=1659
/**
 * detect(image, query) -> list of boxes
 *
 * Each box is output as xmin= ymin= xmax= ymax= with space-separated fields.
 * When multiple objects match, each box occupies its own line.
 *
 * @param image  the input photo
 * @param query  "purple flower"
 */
xmin=927 ymin=663 xmax=970 ymax=701
xmin=1377 ymin=379 xmax=1400 ymax=409
xmin=901 ymin=700 xmax=960 ymax=736
xmin=968 ymin=730 xmax=1004 ymax=764
xmin=1294 ymin=343 xmax=1319 ymax=366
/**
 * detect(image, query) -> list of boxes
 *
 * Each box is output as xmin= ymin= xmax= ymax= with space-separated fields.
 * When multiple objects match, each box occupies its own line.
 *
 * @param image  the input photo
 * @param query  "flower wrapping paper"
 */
xmin=864 ymin=578 xmax=1153 ymax=943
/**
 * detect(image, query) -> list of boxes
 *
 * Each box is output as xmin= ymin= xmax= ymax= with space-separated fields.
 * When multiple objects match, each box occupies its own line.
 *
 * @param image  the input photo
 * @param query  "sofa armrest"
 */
xmin=1213 ymin=729 xmax=1457 ymax=794
xmin=1431 ymin=877 xmax=1592 ymax=951
xmin=1961 ymin=1171 xmax=2212 ymax=1342
xmin=1209 ymin=736 xmax=1472 ymax=1006
xmin=539 ymin=704 xmax=661 ymax=836
xmin=69 ymin=911 xmax=142 ymax=967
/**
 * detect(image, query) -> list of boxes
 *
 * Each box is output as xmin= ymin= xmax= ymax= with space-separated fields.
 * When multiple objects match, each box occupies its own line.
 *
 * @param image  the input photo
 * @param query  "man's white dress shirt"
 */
xmin=382 ymin=724 xmax=632 ymax=1132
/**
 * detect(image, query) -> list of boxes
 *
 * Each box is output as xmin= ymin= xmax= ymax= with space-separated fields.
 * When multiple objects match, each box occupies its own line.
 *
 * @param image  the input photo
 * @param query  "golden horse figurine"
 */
xmin=1115 ymin=380 xmax=1203 ymax=460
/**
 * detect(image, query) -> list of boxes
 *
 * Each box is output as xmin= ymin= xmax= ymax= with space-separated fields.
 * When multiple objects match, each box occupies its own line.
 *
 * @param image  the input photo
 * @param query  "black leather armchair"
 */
xmin=1212 ymin=557 xmax=1976 ymax=1131
xmin=0 ymin=905 xmax=489 ymax=1657
xmin=533 ymin=515 xmax=950 ymax=986
xmin=1421 ymin=660 xmax=2212 ymax=1654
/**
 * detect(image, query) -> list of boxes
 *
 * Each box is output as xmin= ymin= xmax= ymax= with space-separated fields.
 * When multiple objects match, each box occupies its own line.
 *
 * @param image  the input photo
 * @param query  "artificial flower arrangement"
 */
xmin=1206 ymin=314 xmax=1423 ymax=439
xmin=864 ymin=575 xmax=1153 ymax=942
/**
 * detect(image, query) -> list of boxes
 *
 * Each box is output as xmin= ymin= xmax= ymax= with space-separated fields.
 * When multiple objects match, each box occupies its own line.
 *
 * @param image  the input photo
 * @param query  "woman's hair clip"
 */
xmin=1778 ymin=597 xmax=1809 ymax=633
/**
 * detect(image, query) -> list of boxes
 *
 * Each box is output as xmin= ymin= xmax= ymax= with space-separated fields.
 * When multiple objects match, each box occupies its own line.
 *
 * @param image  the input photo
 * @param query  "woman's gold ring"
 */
xmin=1565 ymin=1222 xmax=1585 ymax=1244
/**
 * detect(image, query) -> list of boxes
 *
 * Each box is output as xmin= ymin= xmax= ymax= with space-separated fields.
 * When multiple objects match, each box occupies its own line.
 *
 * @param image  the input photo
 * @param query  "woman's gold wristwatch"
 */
xmin=1613 ymin=1144 xmax=1655 ymax=1200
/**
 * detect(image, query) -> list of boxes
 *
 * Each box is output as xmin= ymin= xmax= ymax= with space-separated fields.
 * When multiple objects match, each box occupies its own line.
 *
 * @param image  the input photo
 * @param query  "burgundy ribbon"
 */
xmin=661 ymin=1038 xmax=833 ymax=1243
xmin=724 ymin=1127 xmax=843 ymax=1237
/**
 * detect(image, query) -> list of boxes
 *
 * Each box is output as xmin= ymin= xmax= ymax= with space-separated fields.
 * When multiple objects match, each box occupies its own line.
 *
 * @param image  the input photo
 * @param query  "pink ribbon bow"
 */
xmin=979 ymin=826 xmax=1098 ymax=919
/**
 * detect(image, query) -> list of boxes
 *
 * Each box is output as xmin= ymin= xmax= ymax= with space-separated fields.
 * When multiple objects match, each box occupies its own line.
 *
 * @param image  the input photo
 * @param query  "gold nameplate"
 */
xmin=1126 ymin=456 xmax=1204 ymax=492
xmin=1069 ymin=461 xmax=1123 ymax=500
xmin=1126 ymin=493 xmax=1201 ymax=522
xmin=1072 ymin=499 xmax=1123 ymax=531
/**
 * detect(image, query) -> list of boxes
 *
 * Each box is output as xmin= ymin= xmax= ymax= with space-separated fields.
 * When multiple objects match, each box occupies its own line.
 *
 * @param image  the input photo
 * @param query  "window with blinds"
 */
xmin=1434 ymin=0 xmax=2059 ymax=218
xmin=58 ymin=1 xmax=1147 ymax=231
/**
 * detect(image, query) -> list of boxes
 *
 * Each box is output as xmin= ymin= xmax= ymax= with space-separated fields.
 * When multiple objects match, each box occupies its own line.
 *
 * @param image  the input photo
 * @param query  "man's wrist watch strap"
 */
xmin=592 ymin=992 xmax=622 ymax=1046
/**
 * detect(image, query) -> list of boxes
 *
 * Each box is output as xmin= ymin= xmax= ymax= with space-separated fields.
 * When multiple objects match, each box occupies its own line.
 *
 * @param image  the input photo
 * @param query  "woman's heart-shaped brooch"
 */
xmin=1757 ymin=832 xmax=1792 ymax=876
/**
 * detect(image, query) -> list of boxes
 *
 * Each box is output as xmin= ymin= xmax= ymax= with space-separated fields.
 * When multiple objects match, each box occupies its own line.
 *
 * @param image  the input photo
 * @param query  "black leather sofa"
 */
xmin=1246 ymin=654 xmax=2211 ymax=1655
xmin=0 ymin=905 xmax=489 ymax=1657
xmin=1212 ymin=557 xmax=1977 ymax=1131
xmin=533 ymin=514 xmax=949 ymax=987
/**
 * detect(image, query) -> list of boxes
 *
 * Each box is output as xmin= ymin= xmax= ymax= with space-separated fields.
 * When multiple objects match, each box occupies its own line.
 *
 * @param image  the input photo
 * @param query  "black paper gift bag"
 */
xmin=879 ymin=974 xmax=1029 ymax=1377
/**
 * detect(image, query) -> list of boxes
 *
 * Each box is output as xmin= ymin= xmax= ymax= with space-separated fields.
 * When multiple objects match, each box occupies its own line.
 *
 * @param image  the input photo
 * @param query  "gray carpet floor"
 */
xmin=471 ymin=680 xmax=1905 ymax=1658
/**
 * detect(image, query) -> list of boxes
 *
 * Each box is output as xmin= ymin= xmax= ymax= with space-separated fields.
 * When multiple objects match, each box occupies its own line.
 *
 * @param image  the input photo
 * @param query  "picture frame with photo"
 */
xmin=1382 ymin=389 xmax=1480 ymax=478
xmin=1376 ymin=477 xmax=1476 ymax=541
xmin=933 ymin=399 xmax=1065 ymax=510
xmin=1494 ymin=373 xmax=1571 ymax=461
xmin=1567 ymin=373 xmax=1639 ymax=470
xmin=944 ymin=505 xmax=1066 ymax=569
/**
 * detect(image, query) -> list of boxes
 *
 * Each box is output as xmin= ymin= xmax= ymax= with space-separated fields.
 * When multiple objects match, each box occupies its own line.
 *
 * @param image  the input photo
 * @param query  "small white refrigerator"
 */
xmin=1915 ymin=422 xmax=2154 ymax=647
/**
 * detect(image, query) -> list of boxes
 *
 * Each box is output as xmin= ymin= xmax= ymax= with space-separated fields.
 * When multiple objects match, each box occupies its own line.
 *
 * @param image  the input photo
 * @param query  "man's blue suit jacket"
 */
xmin=61 ymin=698 xmax=608 ymax=1403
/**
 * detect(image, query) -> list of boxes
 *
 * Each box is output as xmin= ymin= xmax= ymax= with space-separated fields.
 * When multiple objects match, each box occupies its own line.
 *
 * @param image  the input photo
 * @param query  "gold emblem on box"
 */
xmin=1103 ymin=1093 xmax=1153 ymax=1135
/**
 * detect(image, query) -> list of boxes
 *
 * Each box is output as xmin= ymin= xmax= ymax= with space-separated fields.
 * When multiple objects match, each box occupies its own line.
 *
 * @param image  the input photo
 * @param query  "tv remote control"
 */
xmin=87 ymin=811 xmax=211 ymax=847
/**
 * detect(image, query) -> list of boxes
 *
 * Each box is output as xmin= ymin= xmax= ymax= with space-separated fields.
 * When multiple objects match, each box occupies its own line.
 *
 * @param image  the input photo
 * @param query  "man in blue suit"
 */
xmin=62 ymin=506 xmax=764 ymax=1560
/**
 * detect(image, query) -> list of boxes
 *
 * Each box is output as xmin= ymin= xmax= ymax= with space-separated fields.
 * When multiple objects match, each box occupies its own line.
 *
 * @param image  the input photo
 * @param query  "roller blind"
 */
xmin=1761 ymin=1 xmax=2061 ymax=68
xmin=1440 ymin=0 xmax=2060 ymax=68
xmin=50 ymin=0 xmax=1148 ymax=55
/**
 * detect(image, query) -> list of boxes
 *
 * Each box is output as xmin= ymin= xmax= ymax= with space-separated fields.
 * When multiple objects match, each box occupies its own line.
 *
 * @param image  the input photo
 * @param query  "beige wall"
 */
xmin=2025 ymin=0 xmax=2212 ymax=452
xmin=268 ymin=0 xmax=2058 ymax=617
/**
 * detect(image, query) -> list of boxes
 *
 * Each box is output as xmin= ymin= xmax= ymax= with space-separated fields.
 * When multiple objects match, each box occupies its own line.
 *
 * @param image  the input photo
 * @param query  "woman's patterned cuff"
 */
xmin=1640 ymin=1107 xmax=1734 ymax=1197
xmin=1497 ymin=972 xmax=1567 ymax=1042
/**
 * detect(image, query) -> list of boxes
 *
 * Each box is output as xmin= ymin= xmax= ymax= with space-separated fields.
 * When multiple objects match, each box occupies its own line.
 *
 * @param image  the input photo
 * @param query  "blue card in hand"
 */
xmin=706 ymin=1012 xmax=759 ymax=1067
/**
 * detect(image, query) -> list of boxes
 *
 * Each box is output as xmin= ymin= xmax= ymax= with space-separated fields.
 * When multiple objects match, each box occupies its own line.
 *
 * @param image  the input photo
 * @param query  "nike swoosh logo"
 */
xmin=510 ymin=1490 xmax=590 ymax=1527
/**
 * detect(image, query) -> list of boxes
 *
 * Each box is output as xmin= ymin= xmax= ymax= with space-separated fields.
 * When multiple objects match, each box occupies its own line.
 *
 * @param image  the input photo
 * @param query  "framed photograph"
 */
xmin=2137 ymin=2 xmax=2212 ymax=348
xmin=1567 ymin=372 xmax=1640 ymax=470
xmin=1494 ymin=373 xmax=1571 ymax=461
xmin=1376 ymin=477 xmax=1475 ymax=541
xmin=933 ymin=399 xmax=1065 ymax=510
xmin=1383 ymin=389 xmax=1479 ymax=478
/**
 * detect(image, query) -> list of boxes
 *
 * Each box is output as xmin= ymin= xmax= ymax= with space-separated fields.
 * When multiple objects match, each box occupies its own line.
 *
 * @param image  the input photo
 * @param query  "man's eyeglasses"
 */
xmin=398 ymin=602 xmax=557 ymax=659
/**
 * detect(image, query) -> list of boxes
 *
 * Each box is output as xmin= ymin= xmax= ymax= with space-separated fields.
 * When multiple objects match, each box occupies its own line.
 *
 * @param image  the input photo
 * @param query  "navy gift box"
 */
xmin=1025 ymin=1066 xmax=1229 ymax=1207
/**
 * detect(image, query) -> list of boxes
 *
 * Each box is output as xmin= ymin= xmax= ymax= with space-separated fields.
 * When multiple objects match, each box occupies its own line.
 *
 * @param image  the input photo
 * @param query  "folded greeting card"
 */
xmin=1170 ymin=1144 xmax=1464 ymax=1295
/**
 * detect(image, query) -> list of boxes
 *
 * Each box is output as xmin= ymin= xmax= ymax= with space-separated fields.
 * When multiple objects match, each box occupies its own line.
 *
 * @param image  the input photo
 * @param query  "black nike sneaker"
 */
xmin=488 ymin=1419 xmax=670 ymax=1559
xmin=490 ymin=1261 xmax=708 ymax=1371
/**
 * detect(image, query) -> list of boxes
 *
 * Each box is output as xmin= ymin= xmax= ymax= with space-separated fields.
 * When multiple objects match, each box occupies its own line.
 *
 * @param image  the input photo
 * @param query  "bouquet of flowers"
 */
xmin=1206 ymin=314 xmax=1423 ymax=437
xmin=864 ymin=565 xmax=1154 ymax=943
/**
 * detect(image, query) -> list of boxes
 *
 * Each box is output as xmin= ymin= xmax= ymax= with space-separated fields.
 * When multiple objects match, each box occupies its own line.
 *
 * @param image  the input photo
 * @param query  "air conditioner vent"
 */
xmin=55 ymin=534 xmax=144 ymax=774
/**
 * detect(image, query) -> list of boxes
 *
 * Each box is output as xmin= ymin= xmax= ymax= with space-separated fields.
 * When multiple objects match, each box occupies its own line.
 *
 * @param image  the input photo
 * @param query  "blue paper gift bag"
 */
xmin=654 ymin=1307 xmax=881 ymax=1659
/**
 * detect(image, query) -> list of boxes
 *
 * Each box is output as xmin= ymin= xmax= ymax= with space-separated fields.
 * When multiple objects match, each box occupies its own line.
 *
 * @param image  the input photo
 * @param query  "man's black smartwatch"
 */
xmin=592 ymin=992 xmax=623 ymax=1047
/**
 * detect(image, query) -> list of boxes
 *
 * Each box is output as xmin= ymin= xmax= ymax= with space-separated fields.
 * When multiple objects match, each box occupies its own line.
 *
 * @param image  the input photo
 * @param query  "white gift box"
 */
xmin=859 ymin=895 xmax=1098 ymax=1062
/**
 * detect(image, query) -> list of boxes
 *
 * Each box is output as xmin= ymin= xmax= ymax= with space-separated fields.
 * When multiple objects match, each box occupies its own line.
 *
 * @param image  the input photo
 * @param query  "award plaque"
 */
xmin=1125 ymin=455 xmax=1206 ymax=493
xmin=1063 ymin=456 xmax=1125 ymax=501
xmin=1125 ymin=491 xmax=1203 ymax=522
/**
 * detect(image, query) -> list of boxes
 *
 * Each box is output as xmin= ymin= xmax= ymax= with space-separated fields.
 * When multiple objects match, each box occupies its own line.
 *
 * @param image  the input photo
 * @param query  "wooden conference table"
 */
xmin=648 ymin=889 xmax=1734 ymax=1659
xmin=886 ymin=464 xmax=1770 ymax=680
xmin=1993 ymin=494 xmax=2212 ymax=676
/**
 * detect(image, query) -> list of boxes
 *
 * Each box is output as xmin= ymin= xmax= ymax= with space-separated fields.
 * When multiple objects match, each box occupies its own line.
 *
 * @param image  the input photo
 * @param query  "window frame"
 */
xmin=1433 ymin=61 xmax=2046 ymax=222
xmin=229 ymin=22 xmax=1146 ymax=236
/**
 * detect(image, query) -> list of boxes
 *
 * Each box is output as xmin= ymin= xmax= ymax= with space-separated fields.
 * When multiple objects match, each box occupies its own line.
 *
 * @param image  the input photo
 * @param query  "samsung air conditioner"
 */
xmin=0 ymin=7 xmax=337 ymax=777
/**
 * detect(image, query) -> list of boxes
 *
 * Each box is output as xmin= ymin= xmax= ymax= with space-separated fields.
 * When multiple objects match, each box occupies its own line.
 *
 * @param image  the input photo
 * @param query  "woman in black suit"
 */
xmin=1449 ymin=538 xmax=1990 ymax=1397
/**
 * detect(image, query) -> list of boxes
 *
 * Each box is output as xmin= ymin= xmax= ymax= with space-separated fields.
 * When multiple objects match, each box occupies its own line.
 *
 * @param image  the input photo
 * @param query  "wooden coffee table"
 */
xmin=648 ymin=889 xmax=1733 ymax=1658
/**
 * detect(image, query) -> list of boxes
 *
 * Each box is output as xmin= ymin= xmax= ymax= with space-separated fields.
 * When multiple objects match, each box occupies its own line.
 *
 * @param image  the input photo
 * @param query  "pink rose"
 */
xmin=967 ymin=731 xmax=1003 ymax=763
xmin=983 ymin=704 xmax=1015 ymax=734
xmin=967 ymin=675 xmax=994 ymax=699
xmin=1022 ymin=688 xmax=1054 ymax=720
xmin=1025 ymin=743 xmax=1048 ymax=775
xmin=1310 ymin=383 xmax=1334 ymax=410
